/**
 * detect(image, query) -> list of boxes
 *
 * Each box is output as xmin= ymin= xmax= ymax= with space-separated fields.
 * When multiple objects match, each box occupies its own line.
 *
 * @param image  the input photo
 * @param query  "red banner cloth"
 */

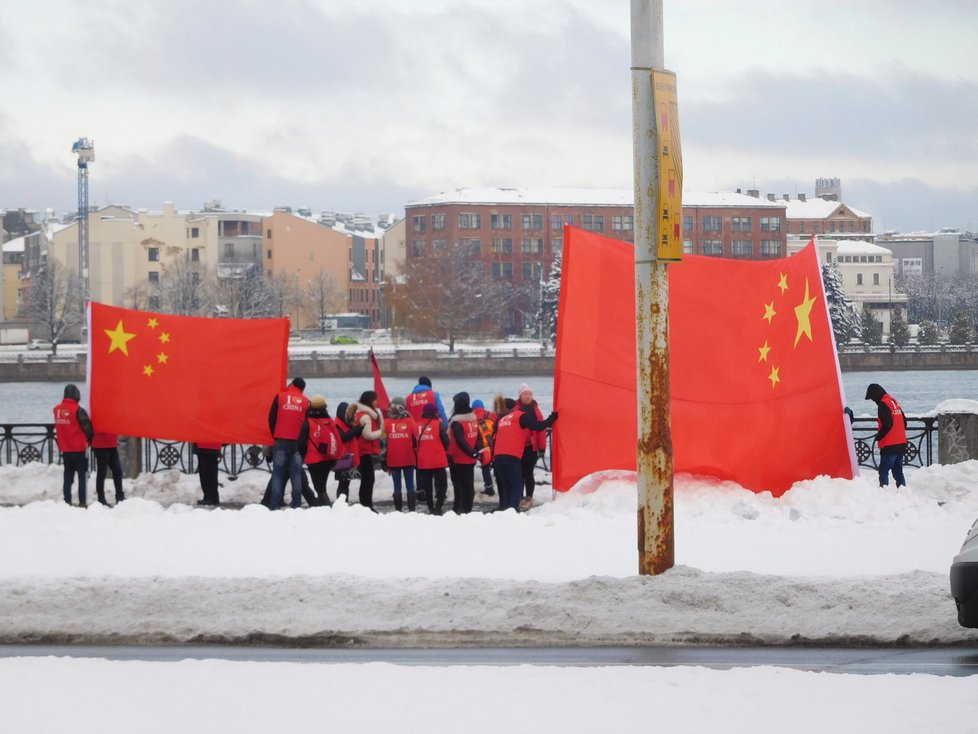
xmin=370 ymin=349 xmax=391 ymax=413
xmin=552 ymin=227 xmax=856 ymax=497
xmin=87 ymin=302 xmax=289 ymax=444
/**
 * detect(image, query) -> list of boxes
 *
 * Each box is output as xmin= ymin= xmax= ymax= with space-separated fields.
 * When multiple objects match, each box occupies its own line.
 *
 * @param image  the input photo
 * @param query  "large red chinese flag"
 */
xmin=552 ymin=227 xmax=857 ymax=497
xmin=87 ymin=302 xmax=289 ymax=444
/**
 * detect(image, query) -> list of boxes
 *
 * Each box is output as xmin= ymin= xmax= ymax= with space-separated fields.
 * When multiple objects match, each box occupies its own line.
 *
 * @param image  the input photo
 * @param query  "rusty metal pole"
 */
xmin=631 ymin=0 xmax=674 ymax=575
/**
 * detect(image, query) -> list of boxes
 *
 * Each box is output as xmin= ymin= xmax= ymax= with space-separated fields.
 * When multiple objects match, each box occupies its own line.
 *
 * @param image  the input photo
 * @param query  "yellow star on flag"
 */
xmin=104 ymin=320 xmax=137 ymax=356
xmin=793 ymin=278 xmax=818 ymax=347
xmin=156 ymin=352 xmax=169 ymax=365
xmin=143 ymin=364 xmax=155 ymax=377
xmin=159 ymin=332 xmax=171 ymax=344
xmin=147 ymin=318 xmax=159 ymax=329
xmin=768 ymin=365 xmax=780 ymax=388
xmin=758 ymin=341 xmax=771 ymax=363
xmin=762 ymin=302 xmax=776 ymax=324
xmin=778 ymin=273 xmax=789 ymax=294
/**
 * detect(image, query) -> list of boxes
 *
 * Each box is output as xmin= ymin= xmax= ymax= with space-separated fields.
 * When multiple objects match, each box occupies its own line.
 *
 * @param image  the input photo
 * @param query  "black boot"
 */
xmin=393 ymin=494 xmax=403 ymax=512
xmin=407 ymin=493 xmax=416 ymax=512
xmin=97 ymin=494 xmax=109 ymax=506
xmin=434 ymin=498 xmax=444 ymax=516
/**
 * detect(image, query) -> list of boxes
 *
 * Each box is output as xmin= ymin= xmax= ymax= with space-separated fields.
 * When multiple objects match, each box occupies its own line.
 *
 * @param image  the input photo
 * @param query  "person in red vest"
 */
xmin=349 ymin=390 xmax=384 ymax=510
xmin=194 ymin=442 xmax=223 ymax=506
xmin=53 ymin=384 xmax=94 ymax=507
xmin=448 ymin=391 xmax=483 ymax=514
xmin=332 ymin=401 xmax=363 ymax=503
xmin=304 ymin=395 xmax=342 ymax=507
xmin=406 ymin=376 xmax=448 ymax=424
xmin=267 ymin=377 xmax=310 ymax=509
xmin=865 ymin=383 xmax=908 ymax=488
xmin=91 ymin=431 xmax=125 ymax=506
xmin=472 ymin=398 xmax=496 ymax=497
xmin=493 ymin=394 xmax=557 ymax=512
xmin=416 ymin=403 xmax=450 ymax=515
xmin=516 ymin=383 xmax=549 ymax=510
xmin=385 ymin=397 xmax=418 ymax=512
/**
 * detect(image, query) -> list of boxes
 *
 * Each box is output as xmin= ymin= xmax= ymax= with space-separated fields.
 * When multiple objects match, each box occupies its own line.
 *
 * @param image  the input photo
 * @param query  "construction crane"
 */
xmin=71 ymin=137 xmax=95 ymax=305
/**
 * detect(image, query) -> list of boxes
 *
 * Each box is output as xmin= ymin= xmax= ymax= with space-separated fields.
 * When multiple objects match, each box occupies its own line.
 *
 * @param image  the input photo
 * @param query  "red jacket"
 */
xmin=54 ymin=399 xmax=90 ymax=453
xmin=417 ymin=418 xmax=449 ymax=470
xmin=385 ymin=417 xmax=417 ymax=468
xmin=493 ymin=411 xmax=528 ymax=460
xmin=272 ymin=386 xmax=309 ymax=440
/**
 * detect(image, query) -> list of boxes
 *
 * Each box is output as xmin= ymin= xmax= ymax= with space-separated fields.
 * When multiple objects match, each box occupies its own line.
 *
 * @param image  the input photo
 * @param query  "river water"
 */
xmin=0 ymin=370 xmax=973 ymax=424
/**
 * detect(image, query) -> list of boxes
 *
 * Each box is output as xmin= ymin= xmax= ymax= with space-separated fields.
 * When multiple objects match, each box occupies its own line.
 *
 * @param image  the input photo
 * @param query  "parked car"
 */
xmin=950 ymin=516 xmax=978 ymax=627
xmin=26 ymin=339 xmax=53 ymax=351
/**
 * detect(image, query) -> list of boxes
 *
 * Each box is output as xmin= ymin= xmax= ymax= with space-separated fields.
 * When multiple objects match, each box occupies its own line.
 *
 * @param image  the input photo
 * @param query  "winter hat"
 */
xmin=504 ymin=398 xmax=517 ymax=410
xmin=336 ymin=402 xmax=349 ymax=423
xmin=518 ymin=382 xmax=532 ymax=397
xmin=472 ymin=399 xmax=485 ymax=410
xmin=391 ymin=396 xmax=407 ymax=408
xmin=419 ymin=376 xmax=432 ymax=387
xmin=452 ymin=391 xmax=471 ymax=415
xmin=389 ymin=396 xmax=408 ymax=418
xmin=63 ymin=384 xmax=80 ymax=401
xmin=865 ymin=383 xmax=886 ymax=402
xmin=291 ymin=377 xmax=306 ymax=391
xmin=359 ymin=390 xmax=378 ymax=406
xmin=422 ymin=403 xmax=439 ymax=419
xmin=309 ymin=394 xmax=327 ymax=409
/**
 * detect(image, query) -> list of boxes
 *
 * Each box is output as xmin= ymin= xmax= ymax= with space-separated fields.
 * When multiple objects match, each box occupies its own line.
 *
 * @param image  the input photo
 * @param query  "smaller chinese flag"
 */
xmin=370 ymin=349 xmax=391 ymax=413
xmin=87 ymin=302 xmax=289 ymax=444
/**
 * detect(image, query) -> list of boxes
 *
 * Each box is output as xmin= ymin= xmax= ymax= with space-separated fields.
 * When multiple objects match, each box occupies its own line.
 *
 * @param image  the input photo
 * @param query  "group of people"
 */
xmin=264 ymin=375 xmax=558 ymax=513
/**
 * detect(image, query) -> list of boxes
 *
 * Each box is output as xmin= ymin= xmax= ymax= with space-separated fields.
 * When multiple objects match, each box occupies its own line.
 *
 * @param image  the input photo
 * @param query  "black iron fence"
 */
xmin=1 ymin=420 xmax=939 ymax=476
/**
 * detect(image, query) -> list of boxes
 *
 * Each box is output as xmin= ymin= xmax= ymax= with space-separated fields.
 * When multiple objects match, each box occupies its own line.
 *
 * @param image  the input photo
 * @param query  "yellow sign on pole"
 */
xmin=652 ymin=69 xmax=683 ymax=261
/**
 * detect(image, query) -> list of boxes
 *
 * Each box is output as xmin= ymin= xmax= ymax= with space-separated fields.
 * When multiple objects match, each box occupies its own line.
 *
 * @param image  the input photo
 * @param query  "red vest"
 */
xmin=385 ymin=417 xmax=417 ymax=468
xmin=92 ymin=432 xmax=118 ymax=449
xmin=416 ymin=418 xmax=448 ymax=469
xmin=878 ymin=394 xmax=908 ymax=448
xmin=335 ymin=418 xmax=360 ymax=467
xmin=521 ymin=401 xmax=547 ymax=451
xmin=449 ymin=418 xmax=480 ymax=465
xmin=306 ymin=416 xmax=341 ymax=464
xmin=406 ymin=389 xmax=435 ymax=421
xmin=273 ymin=387 xmax=309 ymax=440
xmin=54 ymin=399 xmax=88 ymax=453
xmin=356 ymin=409 xmax=381 ymax=456
xmin=493 ymin=411 xmax=527 ymax=459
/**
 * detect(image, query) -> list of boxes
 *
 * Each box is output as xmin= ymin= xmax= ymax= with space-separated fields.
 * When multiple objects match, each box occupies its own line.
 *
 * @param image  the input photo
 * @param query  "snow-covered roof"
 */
xmin=835 ymin=240 xmax=892 ymax=256
xmin=407 ymin=188 xmax=785 ymax=209
xmin=784 ymin=197 xmax=872 ymax=220
xmin=1 ymin=234 xmax=27 ymax=253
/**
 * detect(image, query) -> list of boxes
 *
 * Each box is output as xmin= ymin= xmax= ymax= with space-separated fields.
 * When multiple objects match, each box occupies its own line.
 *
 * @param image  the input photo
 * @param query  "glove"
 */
xmin=471 ymin=451 xmax=480 ymax=459
xmin=548 ymin=411 xmax=558 ymax=423
xmin=355 ymin=425 xmax=365 ymax=437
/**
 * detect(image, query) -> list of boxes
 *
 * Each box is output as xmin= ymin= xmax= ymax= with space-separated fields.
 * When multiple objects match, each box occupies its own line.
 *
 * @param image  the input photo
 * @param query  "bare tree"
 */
xmin=152 ymin=259 xmax=211 ymax=316
xmin=303 ymin=268 xmax=340 ymax=334
xmin=20 ymin=258 xmax=83 ymax=355
xmin=265 ymin=272 xmax=302 ymax=321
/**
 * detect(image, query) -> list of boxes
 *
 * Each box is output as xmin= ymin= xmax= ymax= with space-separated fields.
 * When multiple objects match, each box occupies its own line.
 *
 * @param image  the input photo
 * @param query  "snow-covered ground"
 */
xmin=2 ymin=461 xmax=978 ymax=732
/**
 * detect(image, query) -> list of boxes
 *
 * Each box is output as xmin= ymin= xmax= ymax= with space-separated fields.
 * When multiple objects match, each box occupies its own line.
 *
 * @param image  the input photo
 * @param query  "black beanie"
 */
xmin=452 ymin=391 xmax=471 ymax=414
xmin=63 ymin=384 xmax=80 ymax=401
xmin=419 ymin=376 xmax=432 ymax=387
xmin=359 ymin=390 xmax=377 ymax=405
xmin=291 ymin=377 xmax=306 ymax=391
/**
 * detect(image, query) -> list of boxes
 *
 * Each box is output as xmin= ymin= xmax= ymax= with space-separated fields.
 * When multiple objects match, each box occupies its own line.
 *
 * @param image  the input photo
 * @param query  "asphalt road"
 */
xmin=3 ymin=645 xmax=977 ymax=677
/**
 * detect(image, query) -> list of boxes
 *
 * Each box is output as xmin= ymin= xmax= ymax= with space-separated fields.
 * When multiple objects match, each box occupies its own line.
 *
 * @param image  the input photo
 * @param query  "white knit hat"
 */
xmin=518 ymin=382 xmax=532 ymax=396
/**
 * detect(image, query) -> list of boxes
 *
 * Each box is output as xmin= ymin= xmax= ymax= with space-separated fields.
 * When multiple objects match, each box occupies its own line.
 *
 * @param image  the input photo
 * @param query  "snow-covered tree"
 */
xmin=860 ymin=307 xmax=883 ymax=345
xmin=540 ymin=248 xmax=562 ymax=347
xmin=889 ymin=307 xmax=911 ymax=347
xmin=20 ymin=258 xmax=83 ymax=355
xmin=949 ymin=308 xmax=973 ymax=344
xmin=821 ymin=264 xmax=860 ymax=345
xmin=918 ymin=319 xmax=940 ymax=345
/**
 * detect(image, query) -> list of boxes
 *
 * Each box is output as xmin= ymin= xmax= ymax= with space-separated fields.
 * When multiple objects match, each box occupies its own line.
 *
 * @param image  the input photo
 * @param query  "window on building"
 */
xmin=521 ymin=213 xmax=543 ymax=230
xmin=266 ymin=229 xmax=272 ymax=239
xmin=732 ymin=216 xmax=752 ymax=232
xmin=825 ymin=252 xmax=832 ymax=263
xmin=491 ymin=262 xmax=514 ymax=279
xmin=732 ymin=240 xmax=753 ymax=257
xmin=190 ymin=227 xmax=200 ymax=238
xmin=856 ymin=273 xmax=863 ymax=286
xmin=431 ymin=239 xmax=447 ymax=250
xmin=491 ymin=213 xmax=512 ymax=230
xmin=148 ymin=271 xmax=159 ymax=284
xmin=148 ymin=295 xmax=160 ymax=310
xmin=848 ymin=222 xmax=855 ymax=232
xmin=551 ymin=214 xmax=571 ymax=230
xmin=761 ymin=240 xmax=781 ymax=256
xmin=191 ymin=248 xmax=200 ymax=262
xmin=459 ymin=212 xmax=481 ymax=229
xmin=412 ymin=215 xmax=427 ymax=233
xmin=829 ymin=221 xmax=836 ymax=232
xmin=491 ymin=238 xmax=513 ymax=254
xmin=683 ymin=239 xmax=694 ymax=254
xmin=702 ymin=240 xmax=723 ymax=256
xmin=683 ymin=215 xmax=693 ymax=232
xmin=612 ymin=215 xmax=634 ymax=231
xmin=873 ymin=273 xmax=880 ymax=285
xmin=148 ymin=247 xmax=160 ymax=262
xmin=503 ymin=262 xmax=513 ymax=278
xmin=432 ymin=213 xmax=446 ymax=231
xmin=522 ymin=262 xmax=543 ymax=280
xmin=761 ymin=217 xmax=782 ymax=232
xmin=581 ymin=214 xmax=604 ymax=232
xmin=224 ymin=242 xmax=235 ymax=258
xmin=265 ymin=249 xmax=271 ymax=260
xmin=702 ymin=216 xmax=722 ymax=232
xmin=411 ymin=240 xmax=423 ymax=256
xmin=552 ymin=237 xmax=563 ymax=254
xmin=521 ymin=238 xmax=544 ymax=254
xmin=862 ymin=222 xmax=871 ymax=233
xmin=464 ymin=238 xmax=481 ymax=255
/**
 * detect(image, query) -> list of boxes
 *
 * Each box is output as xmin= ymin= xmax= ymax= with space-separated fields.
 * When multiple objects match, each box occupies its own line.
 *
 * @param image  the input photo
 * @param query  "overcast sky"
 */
xmin=1 ymin=0 xmax=975 ymax=232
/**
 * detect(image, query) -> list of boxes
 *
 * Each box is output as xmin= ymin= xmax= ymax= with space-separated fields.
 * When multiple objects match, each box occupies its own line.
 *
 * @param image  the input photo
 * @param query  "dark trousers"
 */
xmin=494 ymin=455 xmax=523 ymax=511
xmin=450 ymin=462 xmax=476 ymax=514
xmin=418 ymin=467 xmax=448 ymax=514
xmin=62 ymin=451 xmax=88 ymax=506
xmin=878 ymin=450 xmax=906 ymax=487
xmin=480 ymin=463 xmax=494 ymax=491
xmin=308 ymin=461 xmax=336 ymax=505
xmin=94 ymin=447 xmax=124 ymax=503
xmin=262 ymin=470 xmax=320 ymax=507
xmin=358 ymin=456 xmax=376 ymax=509
xmin=520 ymin=446 xmax=538 ymax=498
xmin=197 ymin=452 xmax=220 ymax=504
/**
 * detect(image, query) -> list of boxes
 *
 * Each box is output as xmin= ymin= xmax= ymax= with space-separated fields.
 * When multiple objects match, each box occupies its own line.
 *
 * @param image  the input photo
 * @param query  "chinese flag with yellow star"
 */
xmin=552 ymin=227 xmax=857 ymax=497
xmin=87 ymin=302 xmax=289 ymax=444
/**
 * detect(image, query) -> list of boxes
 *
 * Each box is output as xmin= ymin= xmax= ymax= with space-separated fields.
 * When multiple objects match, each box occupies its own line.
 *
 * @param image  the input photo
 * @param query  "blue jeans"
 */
xmin=878 ymin=451 xmax=906 ymax=488
xmin=494 ymin=455 xmax=523 ymax=511
xmin=269 ymin=439 xmax=304 ymax=509
xmin=62 ymin=451 xmax=88 ymax=506
xmin=391 ymin=467 xmax=416 ymax=497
